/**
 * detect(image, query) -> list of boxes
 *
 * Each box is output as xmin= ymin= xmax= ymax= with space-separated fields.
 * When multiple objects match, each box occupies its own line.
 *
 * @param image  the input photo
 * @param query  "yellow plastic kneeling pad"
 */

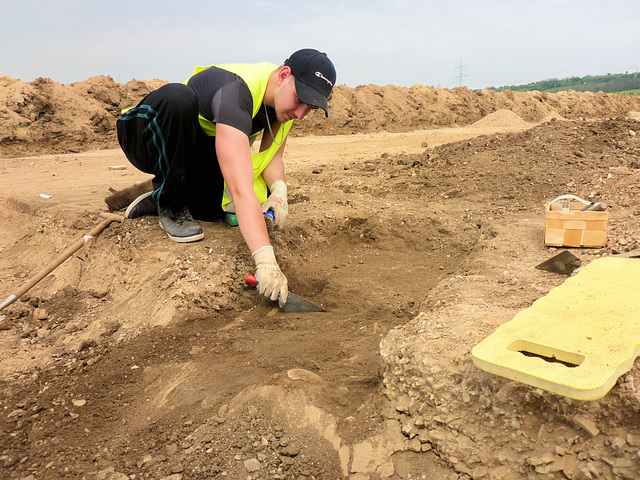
xmin=472 ymin=257 xmax=640 ymax=400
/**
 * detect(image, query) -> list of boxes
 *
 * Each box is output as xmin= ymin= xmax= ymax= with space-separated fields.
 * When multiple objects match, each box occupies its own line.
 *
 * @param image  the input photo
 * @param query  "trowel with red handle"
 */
xmin=246 ymin=274 xmax=325 ymax=312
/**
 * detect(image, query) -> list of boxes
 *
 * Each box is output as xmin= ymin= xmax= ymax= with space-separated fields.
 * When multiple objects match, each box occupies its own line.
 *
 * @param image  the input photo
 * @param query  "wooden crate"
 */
xmin=544 ymin=197 xmax=608 ymax=248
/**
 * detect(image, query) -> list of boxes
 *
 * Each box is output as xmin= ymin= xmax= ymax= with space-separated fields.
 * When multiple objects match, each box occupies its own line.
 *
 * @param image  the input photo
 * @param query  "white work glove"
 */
xmin=252 ymin=245 xmax=288 ymax=303
xmin=262 ymin=180 xmax=288 ymax=228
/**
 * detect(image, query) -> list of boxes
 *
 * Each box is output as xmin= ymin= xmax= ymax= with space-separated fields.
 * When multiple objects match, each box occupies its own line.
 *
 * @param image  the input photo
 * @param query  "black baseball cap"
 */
xmin=284 ymin=49 xmax=336 ymax=117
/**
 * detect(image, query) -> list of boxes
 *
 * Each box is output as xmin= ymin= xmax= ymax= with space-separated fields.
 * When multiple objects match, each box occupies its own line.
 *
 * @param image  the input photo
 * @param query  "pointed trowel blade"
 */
xmin=246 ymin=275 xmax=325 ymax=312
xmin=535 ymin=250 xmax=582 ymax=275
xmin=281 ymin=293 xmax=325 ymax=312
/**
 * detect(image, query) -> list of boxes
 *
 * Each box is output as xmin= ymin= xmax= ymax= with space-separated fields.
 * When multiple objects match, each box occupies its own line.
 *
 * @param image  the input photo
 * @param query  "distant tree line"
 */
xmin=487 ymin=72 xmax=640 ymax=95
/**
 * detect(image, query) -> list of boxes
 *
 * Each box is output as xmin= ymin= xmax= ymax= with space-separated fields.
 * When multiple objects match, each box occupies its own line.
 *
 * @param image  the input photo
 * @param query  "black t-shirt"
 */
xmin=186 ymin=66 xmax=276 ymax=138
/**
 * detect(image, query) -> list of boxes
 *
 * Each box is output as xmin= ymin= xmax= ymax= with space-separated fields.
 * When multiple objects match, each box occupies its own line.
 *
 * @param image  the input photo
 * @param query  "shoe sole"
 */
xmin=125 ymin=191 xmax=154 ymax=219
xmin=159 ymin=220 xmax=204 ymax=243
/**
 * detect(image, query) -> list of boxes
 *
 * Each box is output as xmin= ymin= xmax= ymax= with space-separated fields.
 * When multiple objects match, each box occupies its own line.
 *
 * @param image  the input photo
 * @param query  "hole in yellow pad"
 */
xmin=508 ymin=340 xmax=585 ymax=368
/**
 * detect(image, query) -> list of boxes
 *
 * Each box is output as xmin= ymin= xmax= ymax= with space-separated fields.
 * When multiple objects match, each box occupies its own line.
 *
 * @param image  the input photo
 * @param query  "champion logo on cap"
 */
xmin=315 ymin=71 xmax=333 ymax=87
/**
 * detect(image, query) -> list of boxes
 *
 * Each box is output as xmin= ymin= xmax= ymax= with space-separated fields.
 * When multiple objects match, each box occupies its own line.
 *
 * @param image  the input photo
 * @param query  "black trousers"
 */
xmin=116 ymin=83 xmax=225 ymax=221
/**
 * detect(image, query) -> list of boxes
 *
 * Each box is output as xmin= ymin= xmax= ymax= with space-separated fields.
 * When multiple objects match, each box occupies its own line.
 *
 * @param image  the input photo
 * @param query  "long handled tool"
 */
xmin=0 ymin=213 xmax=124 ymax=312
xmin=246 ymin=274 xmax=324 ymax=312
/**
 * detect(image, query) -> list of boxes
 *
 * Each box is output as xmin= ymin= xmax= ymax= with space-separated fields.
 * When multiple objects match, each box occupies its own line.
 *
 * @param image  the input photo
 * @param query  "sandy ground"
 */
xmin=1 ymin=78 xmax=640 ymax=480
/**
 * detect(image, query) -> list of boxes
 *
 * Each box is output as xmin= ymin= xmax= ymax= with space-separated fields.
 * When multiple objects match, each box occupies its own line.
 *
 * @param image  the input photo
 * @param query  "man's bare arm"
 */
xmin=215 ymin=123 xmax=270 ymax=252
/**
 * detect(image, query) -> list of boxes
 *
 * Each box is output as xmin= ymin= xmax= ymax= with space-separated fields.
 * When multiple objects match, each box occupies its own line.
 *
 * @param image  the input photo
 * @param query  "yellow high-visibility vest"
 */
xmin=186 ymin=62 xmax=292 ymax=211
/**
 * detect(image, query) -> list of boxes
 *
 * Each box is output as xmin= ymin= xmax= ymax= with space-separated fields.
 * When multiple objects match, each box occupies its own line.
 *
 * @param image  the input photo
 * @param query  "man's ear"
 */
xmin=277 ymin=66 xmax=293 ymax=85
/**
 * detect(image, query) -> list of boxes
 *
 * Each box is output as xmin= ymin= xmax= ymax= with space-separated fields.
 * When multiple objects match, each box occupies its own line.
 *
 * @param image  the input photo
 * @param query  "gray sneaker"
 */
xmin=125 ymin=191 xmax=157 ymax=219
xmin=158 ymin=205 xmax=204 ymax=243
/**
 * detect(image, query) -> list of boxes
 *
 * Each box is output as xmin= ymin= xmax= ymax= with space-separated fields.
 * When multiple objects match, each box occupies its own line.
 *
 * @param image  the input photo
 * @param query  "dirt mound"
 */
xmin=2 ymin=75 xmax=640 ymax=157
xmin=295 ymin=85 xmax=640 ymax=136
xmin=470 ymin=108 xmax=531 ymax=128
xmin=0 ymin=75 xmax=168 ymax=157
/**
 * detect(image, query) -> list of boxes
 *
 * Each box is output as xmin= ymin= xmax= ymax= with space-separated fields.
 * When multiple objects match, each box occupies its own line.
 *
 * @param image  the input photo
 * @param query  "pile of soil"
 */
xmin=2 ymin=75 xmax=640 ymax=156
xmin=1 ymin=76 xmax=640 ymax=480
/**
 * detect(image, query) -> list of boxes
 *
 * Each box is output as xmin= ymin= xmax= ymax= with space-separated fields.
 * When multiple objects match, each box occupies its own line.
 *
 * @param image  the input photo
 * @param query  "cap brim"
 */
xmin=294 ymin=78 xmax=329 ymax=117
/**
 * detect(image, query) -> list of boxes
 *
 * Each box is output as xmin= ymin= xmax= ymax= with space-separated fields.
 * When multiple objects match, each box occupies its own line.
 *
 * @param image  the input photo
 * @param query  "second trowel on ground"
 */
xmin=535 ymin=250 xmax=582 ymax=275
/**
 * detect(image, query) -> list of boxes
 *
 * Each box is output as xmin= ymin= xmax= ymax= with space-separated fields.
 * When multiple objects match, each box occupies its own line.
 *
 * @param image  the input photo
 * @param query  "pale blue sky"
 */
xmin=2 ymin=0 xmax=639 ymax=89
